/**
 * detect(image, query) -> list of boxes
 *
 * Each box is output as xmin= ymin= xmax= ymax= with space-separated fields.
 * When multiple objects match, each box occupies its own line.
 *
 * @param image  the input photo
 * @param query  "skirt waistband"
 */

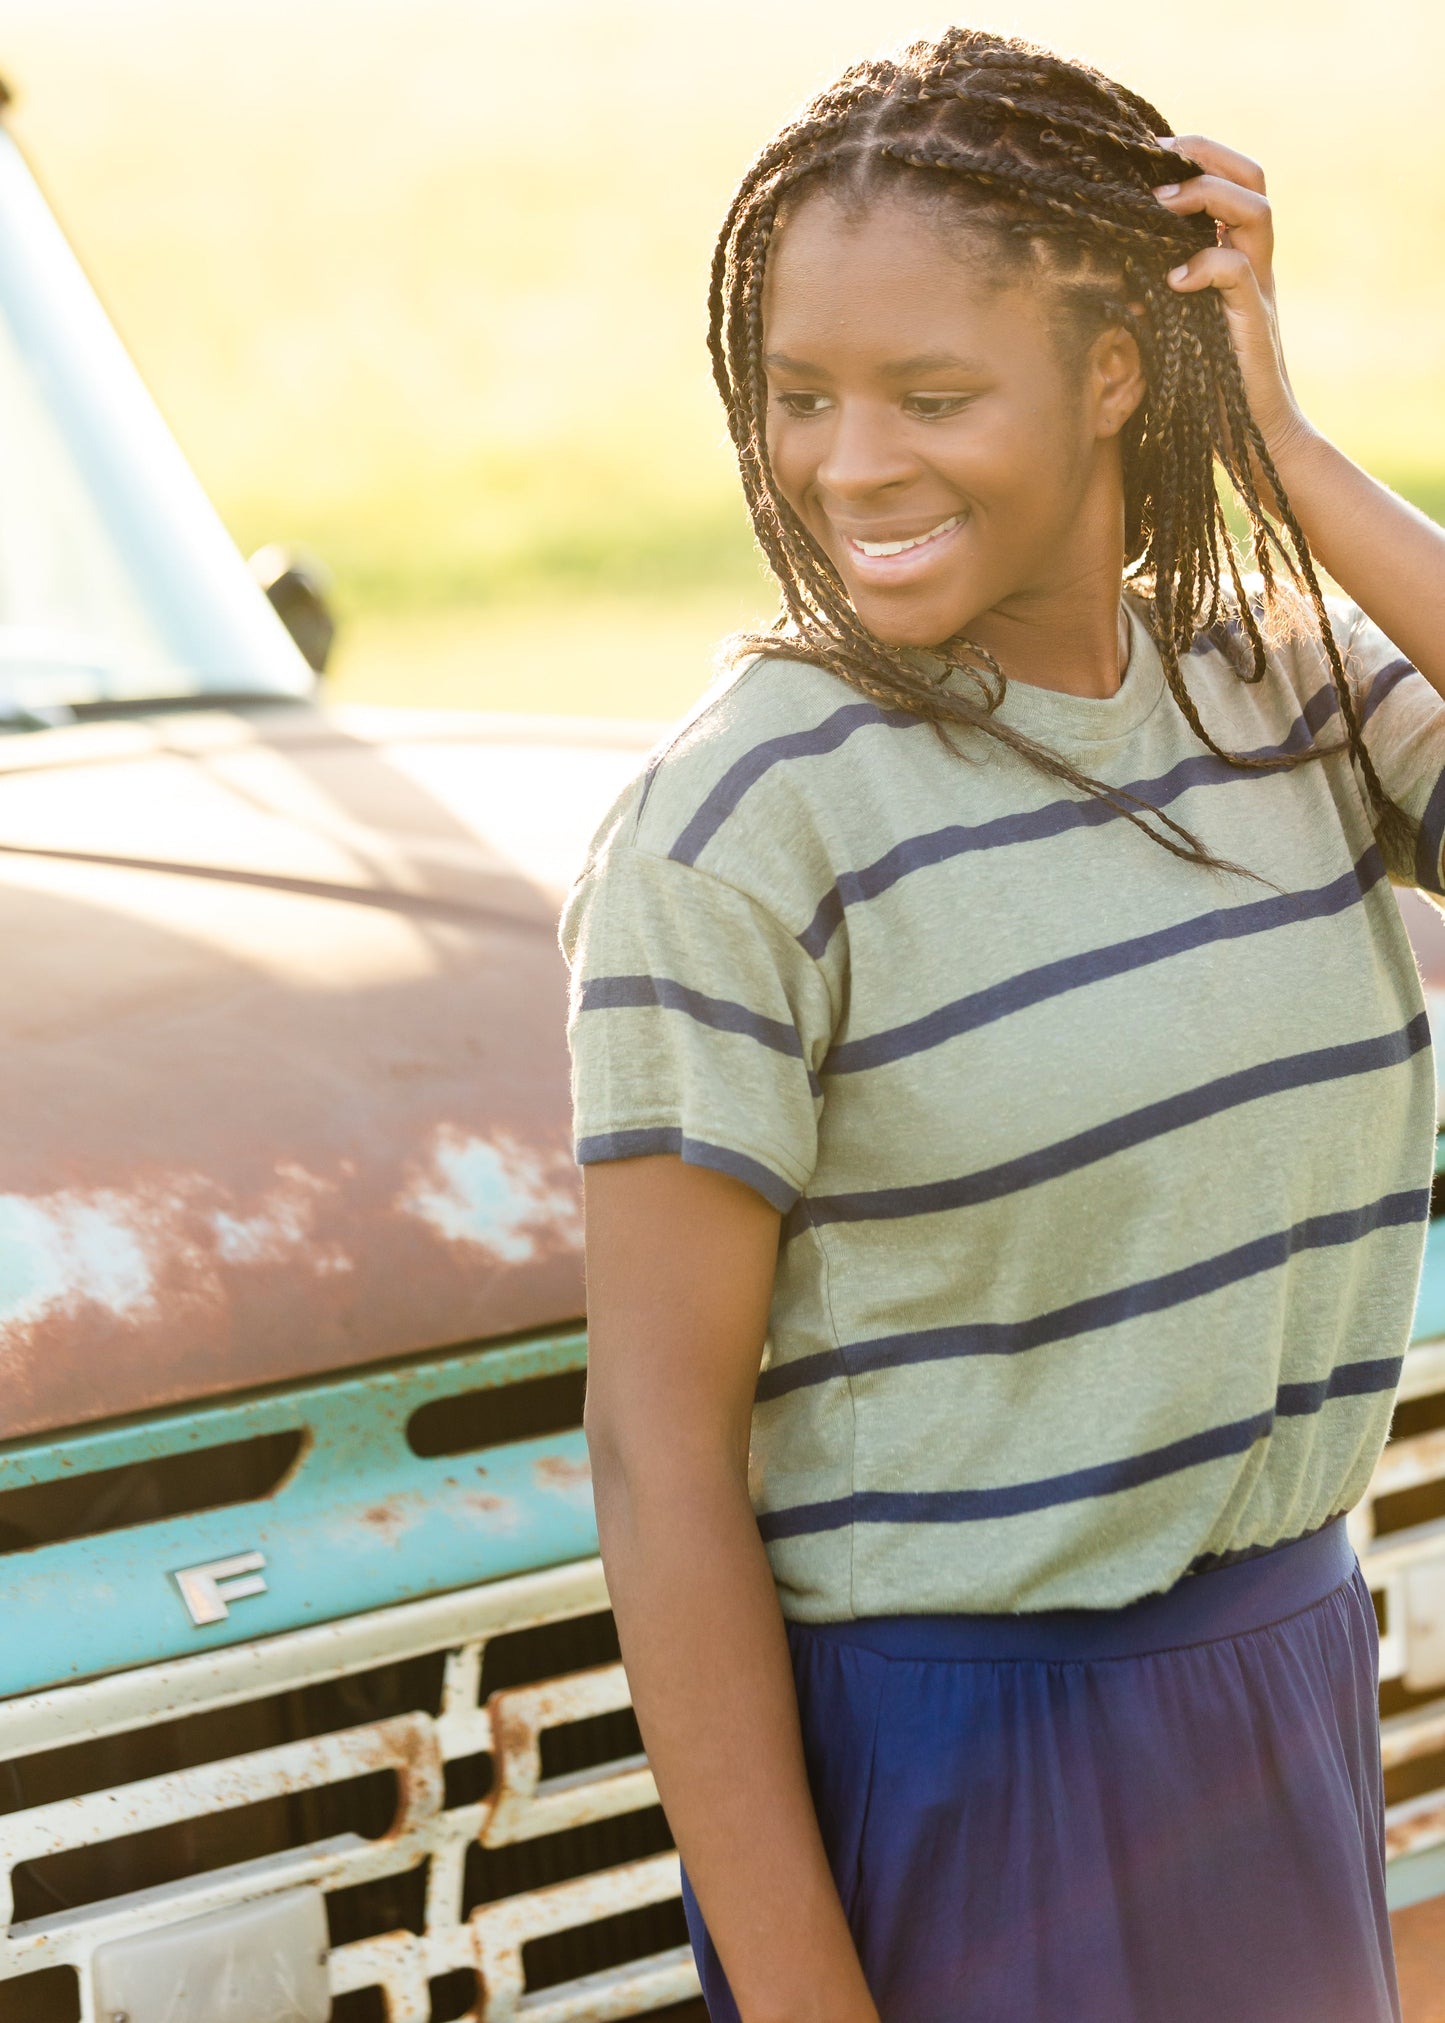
xmin=797 ymin=1518 xmax=1355 ymax=1664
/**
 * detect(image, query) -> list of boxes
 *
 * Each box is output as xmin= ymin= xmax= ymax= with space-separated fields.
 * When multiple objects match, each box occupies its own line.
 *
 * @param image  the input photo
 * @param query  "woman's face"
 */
xmin=761 ymin=191 xmax=1143 ymax=650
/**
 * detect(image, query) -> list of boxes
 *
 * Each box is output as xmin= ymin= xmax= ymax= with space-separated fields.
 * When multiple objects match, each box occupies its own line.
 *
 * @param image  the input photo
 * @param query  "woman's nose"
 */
xmin=815 ymin=401 xmax=915 ymax=501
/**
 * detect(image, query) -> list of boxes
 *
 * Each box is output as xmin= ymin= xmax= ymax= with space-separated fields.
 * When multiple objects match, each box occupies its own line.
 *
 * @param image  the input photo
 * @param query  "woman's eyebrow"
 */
xmin=763 ymin=352 xmax=828 ymax=375
xmin=763 ymin=350 xmax=988 ymax=377
xmin=882 ymin=351 xmax=988 ymax=377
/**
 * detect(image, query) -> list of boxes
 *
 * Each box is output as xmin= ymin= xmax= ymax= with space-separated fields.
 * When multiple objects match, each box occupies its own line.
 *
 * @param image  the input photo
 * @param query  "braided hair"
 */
xmin=710 ymin=27 xmax=1408 ymax=873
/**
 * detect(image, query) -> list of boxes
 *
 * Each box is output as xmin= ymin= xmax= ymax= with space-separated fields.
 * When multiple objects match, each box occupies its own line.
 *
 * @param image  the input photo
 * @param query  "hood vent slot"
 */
xmin=406 ymin=1367 xmax=585 ymax=1459
xmin=0 ymin=1431 xmax=302 ymax=1556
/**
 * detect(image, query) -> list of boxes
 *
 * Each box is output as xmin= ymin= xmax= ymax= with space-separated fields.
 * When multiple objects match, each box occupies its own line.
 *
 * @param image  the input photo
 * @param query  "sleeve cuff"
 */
xmin=575 ymin=1127 xmax=801 ymax=1211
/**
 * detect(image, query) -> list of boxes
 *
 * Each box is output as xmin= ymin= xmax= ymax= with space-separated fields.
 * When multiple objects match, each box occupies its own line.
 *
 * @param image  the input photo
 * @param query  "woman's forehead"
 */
xmin=763 ymin=191 xmax=1052 ymax=368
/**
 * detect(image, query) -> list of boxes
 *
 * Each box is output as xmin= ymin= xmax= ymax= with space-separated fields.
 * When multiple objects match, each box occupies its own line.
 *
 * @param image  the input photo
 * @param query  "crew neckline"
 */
xmin=980 ymin=598 xmax=1166 ymax=746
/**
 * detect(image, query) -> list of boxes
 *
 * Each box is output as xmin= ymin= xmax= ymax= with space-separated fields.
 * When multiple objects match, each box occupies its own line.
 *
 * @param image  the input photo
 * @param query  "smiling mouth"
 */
xmin=844 ymin=514 xmax=963 ymax=559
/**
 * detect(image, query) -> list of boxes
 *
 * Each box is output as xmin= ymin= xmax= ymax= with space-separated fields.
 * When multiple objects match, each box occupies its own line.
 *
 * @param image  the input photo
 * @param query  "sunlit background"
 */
xmin=5 ymin=0 xmax=1442 ymax=720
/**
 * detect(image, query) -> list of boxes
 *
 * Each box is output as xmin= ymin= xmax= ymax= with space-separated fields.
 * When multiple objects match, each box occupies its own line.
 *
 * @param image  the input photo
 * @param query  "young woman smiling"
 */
xmin=562 ymin=28 xmax=1445 ymax=2023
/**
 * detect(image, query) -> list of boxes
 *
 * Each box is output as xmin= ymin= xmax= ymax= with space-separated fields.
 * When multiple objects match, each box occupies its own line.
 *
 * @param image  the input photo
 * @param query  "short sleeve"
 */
xmin=1341 ymin=602 xmax=1445 ymax=891
xmin=559 ymin=844 xmax=833 ymax=1211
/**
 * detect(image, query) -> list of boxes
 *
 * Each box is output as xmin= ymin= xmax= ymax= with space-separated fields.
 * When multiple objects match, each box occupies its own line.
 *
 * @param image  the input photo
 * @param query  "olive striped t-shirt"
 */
xmin=561 ymin=598 xmax=1443 ymax=1618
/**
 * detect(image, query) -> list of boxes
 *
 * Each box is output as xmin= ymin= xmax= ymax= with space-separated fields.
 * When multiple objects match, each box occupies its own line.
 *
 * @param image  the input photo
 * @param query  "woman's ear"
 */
xmin=1090 ymin=322 xmax=1147 ymax=439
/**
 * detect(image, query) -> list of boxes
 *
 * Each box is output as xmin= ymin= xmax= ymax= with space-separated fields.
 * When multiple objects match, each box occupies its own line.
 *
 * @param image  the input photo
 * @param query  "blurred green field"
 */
xmin=7 ymin=0 xmax=1445 ymax=719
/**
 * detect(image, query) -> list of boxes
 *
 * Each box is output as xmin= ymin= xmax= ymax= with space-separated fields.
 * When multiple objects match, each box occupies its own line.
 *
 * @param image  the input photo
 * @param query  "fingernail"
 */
xmin=1168 ymin=263 xmax=1190 ymax=284
xmin=1154 ymin=183 xmax=1181 ymax=199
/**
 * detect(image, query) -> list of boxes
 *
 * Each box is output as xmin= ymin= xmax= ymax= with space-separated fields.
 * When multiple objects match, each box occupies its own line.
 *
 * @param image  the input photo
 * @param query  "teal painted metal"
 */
xmin=1415 ymin=1214 xmax=1445 ymax=1346
xmin=1386 ymin=1839 xmax=1445 ymax=1913
xmin=0 ymin=1330 xmax=593 ymax=1698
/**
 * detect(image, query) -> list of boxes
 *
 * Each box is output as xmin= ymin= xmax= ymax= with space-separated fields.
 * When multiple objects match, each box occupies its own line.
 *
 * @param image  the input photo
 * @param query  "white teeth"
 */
xmin=852 ymin=514 xmax=962 ymax=558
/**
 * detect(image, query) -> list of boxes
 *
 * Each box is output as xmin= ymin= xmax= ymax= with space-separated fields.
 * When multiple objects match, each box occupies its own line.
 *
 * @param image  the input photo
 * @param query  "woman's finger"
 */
xmin=1166 ymin=244 xmax=1263 ymax=299
xmin=1153 ymin=173 xmax=1274 ymax=292
xmin=1159 ymin=133 xmax=1266 ymax=196
xmin=1153 ymin=174 xmax=1272 ymax=251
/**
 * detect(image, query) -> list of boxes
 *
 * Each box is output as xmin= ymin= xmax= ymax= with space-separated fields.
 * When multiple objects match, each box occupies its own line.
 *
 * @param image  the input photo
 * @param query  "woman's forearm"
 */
xmin=1268 ymin=421 xmax=1445 ymax=701
xmin=592 ymin=1440 xmax=878 ymax=2023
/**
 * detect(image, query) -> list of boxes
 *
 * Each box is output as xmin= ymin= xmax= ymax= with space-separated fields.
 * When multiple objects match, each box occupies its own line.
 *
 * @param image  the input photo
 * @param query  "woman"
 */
xmin=562 ymin=28 xmax=1445 ymax=2022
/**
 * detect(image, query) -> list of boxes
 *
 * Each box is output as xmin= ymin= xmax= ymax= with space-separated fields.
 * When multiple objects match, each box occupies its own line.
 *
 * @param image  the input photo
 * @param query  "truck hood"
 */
xmin=0 ymin=700 xmax=653 ymax=1440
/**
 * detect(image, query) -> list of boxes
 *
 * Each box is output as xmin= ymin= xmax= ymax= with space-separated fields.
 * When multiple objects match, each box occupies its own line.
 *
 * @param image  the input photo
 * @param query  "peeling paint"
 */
xmin=398 ymin=1130 xmax=580 ymax=1265
xmin=212 ymin=1172 xmax=318 ymax=1263
xmin=0 ymin=1191 xmax=155 ymax=1332
xmin=0 ymin=1165 xmax=352 ymax=1351
xmin=209 ymin=1163 xmax=351 ymax=1275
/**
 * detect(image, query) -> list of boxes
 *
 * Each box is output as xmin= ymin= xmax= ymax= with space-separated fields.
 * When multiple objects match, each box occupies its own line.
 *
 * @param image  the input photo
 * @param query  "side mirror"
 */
xmin=249 ymin=545 xmax=337 ymax=676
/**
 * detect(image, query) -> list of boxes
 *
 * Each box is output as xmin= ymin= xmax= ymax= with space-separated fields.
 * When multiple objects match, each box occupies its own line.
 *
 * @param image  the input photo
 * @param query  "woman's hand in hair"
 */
xmin=1152 ymin=135 xmax=1309 ymax=466
xmin=1156 ymin=140 xmax=1445 ymax=701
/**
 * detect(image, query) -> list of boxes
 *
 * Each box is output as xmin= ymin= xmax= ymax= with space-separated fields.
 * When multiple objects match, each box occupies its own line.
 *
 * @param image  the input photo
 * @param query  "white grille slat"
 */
xmin=0 ymin=1712 xmax=442 ymax=1875
xmin=1397 ymin=1338 xmax=1445 ymax=1404
xmin=470 ymin=1851 xmax=685 ymax=2020
xmin=1382 ymin=1695 xmax=1445 ymax=1772
xmin=486 ymin=1662 xmax=659 ymax=1847
xmin=1360 ymin=1515 xmax=1445 ymax=1585
xmin=1368 ymin=1425 xmax=1445 ymax=1502
xmin=1388 ymin=1787 xmax=1445 ymax=1865
xmin=513 ymin=1945 xmax=700 ymax=2023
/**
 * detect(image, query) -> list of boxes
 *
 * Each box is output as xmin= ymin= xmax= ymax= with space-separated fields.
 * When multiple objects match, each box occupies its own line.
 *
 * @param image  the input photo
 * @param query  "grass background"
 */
xmin=5 ymin=0 xmax=1444 ymax=719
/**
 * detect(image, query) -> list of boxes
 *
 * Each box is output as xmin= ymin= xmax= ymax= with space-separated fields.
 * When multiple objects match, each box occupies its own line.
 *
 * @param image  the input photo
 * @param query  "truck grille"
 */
xmin=9 ymin=1276 xmax=1445 ymax=2016
xmin=1360 ymin=1333 xmax=1445 ymax=1899
xmin=0 ymin=1560 xmax=703 ymax=2022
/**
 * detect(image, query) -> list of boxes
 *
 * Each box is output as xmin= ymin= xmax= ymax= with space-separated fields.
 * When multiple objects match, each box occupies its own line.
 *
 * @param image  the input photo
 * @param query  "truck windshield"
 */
xmin=0 ymin=127 xmax=312 ymax=718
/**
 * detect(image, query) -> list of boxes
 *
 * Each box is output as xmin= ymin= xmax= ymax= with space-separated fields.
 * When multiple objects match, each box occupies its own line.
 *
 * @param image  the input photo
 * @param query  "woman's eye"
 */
xmin=906 ymin=394 xmax=973 ymax=419
xmin=774 ymin=391 xmax=833 ymax=417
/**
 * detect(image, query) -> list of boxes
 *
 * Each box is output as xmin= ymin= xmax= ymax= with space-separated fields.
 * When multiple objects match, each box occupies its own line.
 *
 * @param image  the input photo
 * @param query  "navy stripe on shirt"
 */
xmin=757 ymin=1188 xmax=1428 ymax=1402
xmin=755 ymin=1352 xmax=1405 ymax=1539
xmin=580 ymin=974 xmax=821 ymax=1098
xmin=826 ymin=847 xmax=1387 ymax=1076
xmin=575 ymin=1126 xmax=801 ymax=1211
xmin=1363 ymin=656 xmax=1416 ymax=716
xmin=797 ymin=663 xmax=1415 ymax=958
xmin=789 ymin=1011 xmax=1431 ymax=1238
xmin=670 ymin=698 xmax=916 ymax=868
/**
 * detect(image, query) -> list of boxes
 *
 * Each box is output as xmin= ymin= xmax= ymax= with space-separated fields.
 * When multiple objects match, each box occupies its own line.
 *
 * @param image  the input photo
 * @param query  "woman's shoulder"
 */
xmin=584 ymin=647 xmax=888 ymax=877
xmin=1179 ymin=588 xmax=1411 ymax=740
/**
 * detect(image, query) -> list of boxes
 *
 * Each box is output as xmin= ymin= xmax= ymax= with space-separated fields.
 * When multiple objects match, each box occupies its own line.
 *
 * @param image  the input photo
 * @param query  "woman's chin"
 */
xmin=851 ymin=591 xmax=984 ymax=653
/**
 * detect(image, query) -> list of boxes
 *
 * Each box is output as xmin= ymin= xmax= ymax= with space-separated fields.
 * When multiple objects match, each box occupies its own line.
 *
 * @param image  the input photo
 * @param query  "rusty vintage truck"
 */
xmin=0 ymin=86 xmax=702 ymax=2023
xmin=4 ymin=73 xmax=1445 ymax=2023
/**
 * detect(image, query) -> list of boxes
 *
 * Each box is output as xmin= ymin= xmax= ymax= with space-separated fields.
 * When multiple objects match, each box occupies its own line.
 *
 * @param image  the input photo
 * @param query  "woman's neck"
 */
xmin=965 ymin=562 xmax=1131 ymax=700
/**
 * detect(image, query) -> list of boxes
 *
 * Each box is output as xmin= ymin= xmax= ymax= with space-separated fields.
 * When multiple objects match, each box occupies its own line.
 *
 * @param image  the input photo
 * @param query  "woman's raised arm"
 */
xmin=582 ymin=1153 xmax=879 ymax=2023
xmin=1156 ymin=134 xmax=1445 ymax=697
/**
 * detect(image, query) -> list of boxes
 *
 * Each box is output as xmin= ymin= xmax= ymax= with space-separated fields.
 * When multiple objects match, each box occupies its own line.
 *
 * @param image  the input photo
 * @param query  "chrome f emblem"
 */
xmin=173 ymin=1551 xmax=268 ymax=1627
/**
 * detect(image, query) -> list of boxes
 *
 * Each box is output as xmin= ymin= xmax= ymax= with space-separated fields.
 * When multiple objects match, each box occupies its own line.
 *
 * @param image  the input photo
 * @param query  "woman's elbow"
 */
xmin=584 ymin=1383 xmax=746 ymax=1517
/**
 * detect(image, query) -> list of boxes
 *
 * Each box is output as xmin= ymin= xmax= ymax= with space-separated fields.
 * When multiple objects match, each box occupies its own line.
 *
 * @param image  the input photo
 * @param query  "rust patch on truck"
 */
xmin=357 ymin=1497 xmax=422 ymax=1546
xmin=533 ymin=1455 xmax=592 ymax=1492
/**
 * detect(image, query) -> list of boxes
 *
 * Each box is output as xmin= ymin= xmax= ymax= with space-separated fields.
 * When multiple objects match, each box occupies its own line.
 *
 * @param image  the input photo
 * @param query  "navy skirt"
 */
xmin=681 ymin=1519 xmax=1399 ymax=2023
